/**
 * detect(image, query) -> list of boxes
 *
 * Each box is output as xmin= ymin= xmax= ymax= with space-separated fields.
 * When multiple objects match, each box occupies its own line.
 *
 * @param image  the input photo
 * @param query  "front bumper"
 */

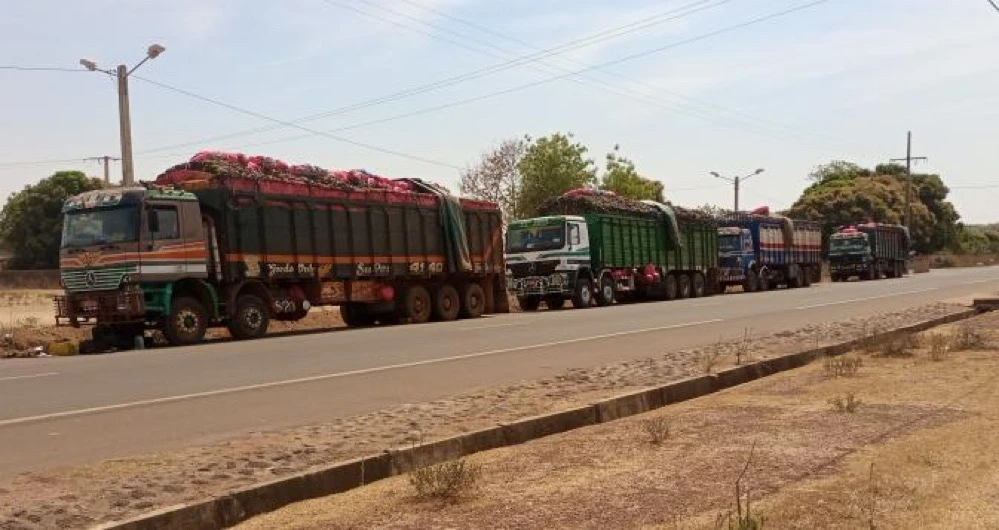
xmin=829 ymin=261 xmax=870 ymax=274
xmin=54 ymin=287 xmax=145 ymax=326
xmin=719 ymin=267 xmax=745 ymax=283
xmin=507 ymin=271 xmax=576 ymax=297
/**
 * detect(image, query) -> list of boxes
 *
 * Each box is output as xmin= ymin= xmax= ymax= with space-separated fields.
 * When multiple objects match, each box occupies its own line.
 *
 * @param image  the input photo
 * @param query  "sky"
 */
xmin=1 ymin=0 xmax=996 ymax=222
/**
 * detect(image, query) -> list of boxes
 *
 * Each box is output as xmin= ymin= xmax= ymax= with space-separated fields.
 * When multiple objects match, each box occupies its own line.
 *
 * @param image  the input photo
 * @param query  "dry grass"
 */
xmin=237 ymin=313 xmax=999 ymax=530
xmin=949 ymin=321 xmax=988 ymax=351
xmin=408 ymin=459 xmax=482 ymax=502
xmin=641 ymin=416 xmax=671 ymax=445
xmin=824 ymin=355 xmax=863 ymax=377
xmin=699 ymin=341 xmax=724 ymax=374
xmin=828 ymin=392 xmax=863 ymax=413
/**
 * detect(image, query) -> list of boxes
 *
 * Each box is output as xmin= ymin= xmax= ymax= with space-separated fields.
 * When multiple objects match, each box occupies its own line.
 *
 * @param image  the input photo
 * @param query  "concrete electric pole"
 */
xmin=890 ymin=131 xmax=928 ymax=233
xmin=85 ymin=155 xmax=121 ymax=185
xmin=709 ymin=168 xmax=765 ymax=213
xmin=80 ymin=44 xmax=166 ymax=186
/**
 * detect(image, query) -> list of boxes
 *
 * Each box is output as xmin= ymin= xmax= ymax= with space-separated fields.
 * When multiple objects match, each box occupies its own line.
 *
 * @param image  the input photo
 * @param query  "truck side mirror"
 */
xmin=147 ymin=209 xmax=160 ymax=234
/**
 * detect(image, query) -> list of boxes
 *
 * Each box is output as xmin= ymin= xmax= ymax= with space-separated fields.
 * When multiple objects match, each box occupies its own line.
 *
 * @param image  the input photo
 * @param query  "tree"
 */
xmin=806 ymin=160 xmax=871 ymax=184
xmin=599 ymin=145 xmax=664 ymax=202
xmin=516 ymin=133 xmax=596 ymax=216
xmin=459 ymin=138 xmax=526 ymax=220
xmin=0 ymin=171 xmax=103 ymax=269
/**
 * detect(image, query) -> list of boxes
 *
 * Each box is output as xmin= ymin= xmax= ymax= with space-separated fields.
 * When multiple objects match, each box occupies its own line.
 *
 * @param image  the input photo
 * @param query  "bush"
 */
xmin=824 ymin=355 xmax=862 ymax=377
xmin=641 ymin=416 xmax=671 ymax=445
xmin=928 ymin=333 xmax=949 ymax=362
xmin=828 ymin=392 xmax=863 ymax=413
xmin=950 ymin=321 xmax=987 ymax=351
xmin=409 ymin=459 xmax=482 ymax=502
xmin=871 ymin=334 xmax=920 ymax=358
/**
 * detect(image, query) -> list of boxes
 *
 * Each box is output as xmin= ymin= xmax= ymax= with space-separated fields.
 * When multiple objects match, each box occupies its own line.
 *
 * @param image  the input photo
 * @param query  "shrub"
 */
xmin=824 ymin=355 xmax=863 ymax=377
xmin=641 ymin=416 xmax=670 ymax=445
xmin=928 ymin=333 xmax=949 ymax=361
xmin=409 ymin=459 xmax=482 ymax=502
xmin=828 ymin=392 xmax=863 ymax=413
xmin=950 ymin=321 xmax=987 ymax=351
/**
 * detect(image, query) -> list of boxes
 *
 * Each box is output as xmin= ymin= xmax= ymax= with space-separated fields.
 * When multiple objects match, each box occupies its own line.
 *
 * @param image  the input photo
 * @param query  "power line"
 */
xmin=130 ymin=75 xmax=462 ymax=170
xmin=0 ymin=66 xmax=84 ymax=73
xmin=988 ymin=0 xmax=999 ymax=13
xmin=136 ymin=0 xmax=728 ymax=155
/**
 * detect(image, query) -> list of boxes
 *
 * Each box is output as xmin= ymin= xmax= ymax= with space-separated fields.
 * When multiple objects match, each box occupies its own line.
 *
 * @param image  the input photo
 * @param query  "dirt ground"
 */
xmin=237 ymin=311 xmax=999 ymax=530
xmin=0 ymin=302 xmax=966 ymax=530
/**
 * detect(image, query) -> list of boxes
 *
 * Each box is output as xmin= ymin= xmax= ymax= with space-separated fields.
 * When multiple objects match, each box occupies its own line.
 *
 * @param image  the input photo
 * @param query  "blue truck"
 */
xmin=717 ymin=214 xmax=822 ymax=292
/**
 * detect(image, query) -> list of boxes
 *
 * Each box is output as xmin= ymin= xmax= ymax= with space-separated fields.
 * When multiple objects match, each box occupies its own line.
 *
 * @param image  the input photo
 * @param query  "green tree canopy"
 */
xmin=0 ymin=171 xmax=103 ymax=269
xmin=516 ymin=133 xmax=596 ymax=216
xmin=599 ymin=146 xmax=664 ymax=202
xmin=788 ymin=161 xmax=960 ymax=253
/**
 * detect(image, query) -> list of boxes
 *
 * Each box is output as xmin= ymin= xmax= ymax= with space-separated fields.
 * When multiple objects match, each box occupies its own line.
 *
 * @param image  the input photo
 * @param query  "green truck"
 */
xmin=55 ymin=154 xmax=507 ymax=348
xmin=828 ymin=223 xmax=910 ymax=281
xmin=505 ymin=191 xmax=719 ymax=310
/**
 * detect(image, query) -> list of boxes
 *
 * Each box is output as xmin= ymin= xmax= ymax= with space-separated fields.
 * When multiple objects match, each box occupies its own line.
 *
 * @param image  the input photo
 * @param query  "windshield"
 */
xmin=506 ymin=223 xmax=566 ymax=253
xmin=61 ymin=206 xmax=139 ymax=248
xmin=719 ymin=235 xmax=742 ymax=253
xmin=829 ymin=236 xmax=868 ymax=253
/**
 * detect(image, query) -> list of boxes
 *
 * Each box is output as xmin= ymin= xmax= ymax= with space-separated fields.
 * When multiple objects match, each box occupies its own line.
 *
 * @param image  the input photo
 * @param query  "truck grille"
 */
xmin=508 ymin=261 xmax=558 ymax=278
xmin=61 ymin=266 xmax=137 ymax=292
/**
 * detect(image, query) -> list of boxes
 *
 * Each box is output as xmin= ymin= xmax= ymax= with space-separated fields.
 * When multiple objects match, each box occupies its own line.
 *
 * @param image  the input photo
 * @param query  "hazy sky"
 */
xmin=1 ymin=0 xmax=996 ymax=222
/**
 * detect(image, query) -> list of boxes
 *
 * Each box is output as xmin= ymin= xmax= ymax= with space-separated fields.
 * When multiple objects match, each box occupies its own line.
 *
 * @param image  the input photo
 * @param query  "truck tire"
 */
xmin=743 ymin=269 xmax=759 ymax=293
xmin=165 ymin=296 xmax=208 ymax=346
xmin=433 ymin=284 xmax=461 ymax=321
xmin=403 ymin=285 xmax=433 ymax=324
xmin=788 ymin=265 xmax=801 ymax=289
xmin=596 ymin=275 xmax=616 ymax=307
xmin=545 ymin=296 xmax=566 ymax=310
xmin=572 ymin=278 xmax=593 ymax=309
xmin=664 ymin=275 xmax=678 ymax=300
xmin=758 ymin=272 xmax=770 ymax=292
xmin=460 ymin=283 xmax=486 ymax=318
xmin=802 ymin=268 xmax=812 ymax=287
xmin=518 ymin=296 xmax=541 ymax=311
xmin=677 ymin=274 xmax=692 ymax=299
xmin=865 ymin=267 xmax=877 ymax=281
xmin=691 ymin=272 xmax=706 ymax=298
xmin=229 ymin=294 xmax=270 ymax=340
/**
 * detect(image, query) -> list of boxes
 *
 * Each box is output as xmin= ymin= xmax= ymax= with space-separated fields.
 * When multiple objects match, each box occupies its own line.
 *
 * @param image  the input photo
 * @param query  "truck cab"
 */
xmin=717 ymin=226 xmax=754 ymax=285
xmin=828 ymin=228 xmax=872 ymax=281
xmin=504 ymin=215 xmax=591 ymax=310
xmin=56 ymin=187 xmax=218 ymax=347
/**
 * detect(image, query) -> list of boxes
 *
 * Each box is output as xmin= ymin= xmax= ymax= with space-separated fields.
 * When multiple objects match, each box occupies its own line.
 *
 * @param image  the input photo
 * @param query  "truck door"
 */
xmin=143 ymin=202 xmax=184 ymax=281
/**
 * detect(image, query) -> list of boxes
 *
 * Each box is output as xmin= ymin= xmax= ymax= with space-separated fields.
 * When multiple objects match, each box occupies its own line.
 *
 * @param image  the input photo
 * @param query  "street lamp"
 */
xmin=80 ymin=44 xmax=166 ymax=186
xmin=709 ymin=168 xmax=765 ymax=213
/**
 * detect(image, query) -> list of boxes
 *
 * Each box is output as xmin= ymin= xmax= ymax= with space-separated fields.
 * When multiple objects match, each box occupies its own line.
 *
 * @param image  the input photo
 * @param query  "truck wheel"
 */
xmin=664 ymin=275 xmax=678 ymax=300
xmin=518 ymin=296 xmax=541 ymax=311
xmin=460 ymin=284 xmax=486 ymax=318
xmin=229 ymin=294 xmax=270 ymax=340
xmin=802 ymin=268 xmax=812 ymax=287
xmin=596 ymin=275 xmax=616 ymax=307
xmin=572 ymin=278 xmax=593 ymax=309
xmin=743 ymin=270 xmax=759 ymax=293
xmin=758 ymin=273 xmax=771 ymax=292
xmin=433 ymin=284 xmax=461 ymax=321
xmin=866 ymin=267 xmax=877 ymax=281
xmin=788 ymin=265 xmax=801 ymax=288
xmin=545 ymin=296 xmax=566 ymax=310
xmin=677 ymin=274 xmax=692 ymax=299
xmin=165 ymin=296 xmax=208 ymax=346
xmin=691 ymin=273 xmax=706 ymax=298
xmin=403 ymin=286 xmax=433 ymax=324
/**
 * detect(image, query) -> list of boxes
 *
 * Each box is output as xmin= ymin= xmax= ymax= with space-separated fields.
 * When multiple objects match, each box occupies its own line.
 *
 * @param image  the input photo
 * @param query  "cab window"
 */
xmin=151 ymin=206 xmax=180 ymax=240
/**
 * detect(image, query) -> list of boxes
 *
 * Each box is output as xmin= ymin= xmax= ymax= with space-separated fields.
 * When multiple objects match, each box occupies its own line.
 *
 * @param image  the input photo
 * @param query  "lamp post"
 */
xmin=709 ymin=168 xmax=765 ymax=213
xmin=80 ymin=44 xmax=166 ymax=186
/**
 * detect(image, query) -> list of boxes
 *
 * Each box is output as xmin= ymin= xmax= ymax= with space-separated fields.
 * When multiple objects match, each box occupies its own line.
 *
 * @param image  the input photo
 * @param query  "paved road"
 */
xmin=1 ymin=267 xmax=997 ymax=477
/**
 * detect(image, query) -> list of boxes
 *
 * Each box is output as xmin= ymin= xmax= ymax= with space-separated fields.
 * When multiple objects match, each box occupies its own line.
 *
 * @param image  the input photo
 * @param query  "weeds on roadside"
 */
xmin=699 ymin=342 xmax=724 ymax=374
xmin=950 ymin=321 xmax=987 ymax=352
xmin=828 ymin=392 xmax=863 ymax=413
xmin=409 ymin=459 xmax=482 ymax=502
xmin=715 ymin=442 xmax=764 ymax=530
xmin=734 ymin=328 xmax=753 ymax=365
xmin=864 ymin=463 xmax=879 ymax=530
xmin=824 ymin=355 xmax=863 ymax=377
xmin=928 ymin=334 xmax=949 ymax=362
xmin=641 ymin=416 xmax=671 ymax=445
xmin=870 ymin=333 xmax=920 ymax=358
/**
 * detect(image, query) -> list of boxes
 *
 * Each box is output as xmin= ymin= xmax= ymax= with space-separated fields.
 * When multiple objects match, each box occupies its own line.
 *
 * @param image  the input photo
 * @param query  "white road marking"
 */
xmin=0 ymin=372 xmax=58 ymax=382
xmin=795 ymin=288 xmax=938 ymax=310
xmin=961 ymin=278 xmax=999 ymax=286
xmin=0 ymin=318 xmax=723 ymax=428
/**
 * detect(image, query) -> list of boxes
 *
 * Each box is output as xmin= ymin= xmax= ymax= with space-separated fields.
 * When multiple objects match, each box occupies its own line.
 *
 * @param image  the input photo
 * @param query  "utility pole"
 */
xmin=80 ymin=44 xmax=166 ymax=186
xmin=890 ymin=131 xmax=927 ymax=233
xmin=709 ymin=168 xmax=765 ymax=213
xmin=85 ymin=155 xmax=121 ymax=185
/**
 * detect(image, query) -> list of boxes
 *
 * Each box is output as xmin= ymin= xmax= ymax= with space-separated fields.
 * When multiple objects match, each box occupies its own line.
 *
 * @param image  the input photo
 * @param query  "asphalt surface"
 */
xmin=1 ymin=266 xmax=997 ymax=477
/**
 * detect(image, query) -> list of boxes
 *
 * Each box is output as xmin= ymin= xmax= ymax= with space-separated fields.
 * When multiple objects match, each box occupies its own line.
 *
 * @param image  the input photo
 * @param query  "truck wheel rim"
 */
xmin=177 ymin=309 xmax=200 ymax=335
xmin=602 ymin=284 xmax=613 ymax=301
xmin=244 ymin=307 xmax=263 ymax=329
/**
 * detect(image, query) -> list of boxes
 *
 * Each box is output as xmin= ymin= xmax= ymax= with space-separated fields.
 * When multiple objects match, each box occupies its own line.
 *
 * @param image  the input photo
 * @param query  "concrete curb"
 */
xmin=93 ymin=309 xmax=976 ymax=530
